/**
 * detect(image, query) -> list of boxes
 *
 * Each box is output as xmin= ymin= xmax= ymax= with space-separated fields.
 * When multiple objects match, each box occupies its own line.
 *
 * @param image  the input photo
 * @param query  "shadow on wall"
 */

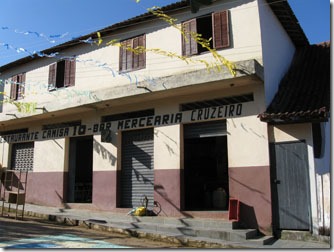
xmin=1 ymin=171 xmax=25 ymax=191
xmin=55 ymin=190 xmax=71 ymax=211
xmin=154 ymin=184 xmax=193 ymax=218
xmin=239 ymin=201 xmax=258 ymax=230
xmin=93 ymin=139 xmax=117 ymax=166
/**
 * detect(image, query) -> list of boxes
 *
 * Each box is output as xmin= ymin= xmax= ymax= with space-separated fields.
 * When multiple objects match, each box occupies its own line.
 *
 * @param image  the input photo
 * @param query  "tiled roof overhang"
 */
xmin=258 ymin=42 xmax=330 ymax=124
xmin=0 ymin=0 xmax=308 ymax=72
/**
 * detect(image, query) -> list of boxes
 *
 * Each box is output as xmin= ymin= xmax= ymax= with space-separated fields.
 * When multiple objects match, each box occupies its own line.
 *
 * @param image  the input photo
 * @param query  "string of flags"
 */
xmin=1 ymin=26 xmax=69 ymax=44
xmin=0 ymin=6 xmax=237 ymax=115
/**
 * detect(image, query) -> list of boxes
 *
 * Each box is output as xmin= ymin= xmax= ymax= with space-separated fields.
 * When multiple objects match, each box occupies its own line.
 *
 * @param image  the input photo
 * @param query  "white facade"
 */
xmin=0 ymin=0 xmax=325 ymax=238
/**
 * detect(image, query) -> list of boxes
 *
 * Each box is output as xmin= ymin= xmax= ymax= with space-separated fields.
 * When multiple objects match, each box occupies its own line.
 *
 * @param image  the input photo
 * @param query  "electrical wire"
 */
xmin=0 ymin=0 xmax=292 ymax=61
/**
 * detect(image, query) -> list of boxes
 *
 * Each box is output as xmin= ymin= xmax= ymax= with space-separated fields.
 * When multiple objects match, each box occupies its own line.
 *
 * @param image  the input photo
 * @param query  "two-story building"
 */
xmin=0 ymin=0 xmax=330 ymax=237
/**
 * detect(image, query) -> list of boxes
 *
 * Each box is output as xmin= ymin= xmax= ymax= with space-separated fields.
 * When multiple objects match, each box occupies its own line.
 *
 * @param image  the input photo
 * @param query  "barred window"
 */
xmin=11 ymin=142 xmax=34 ymax=171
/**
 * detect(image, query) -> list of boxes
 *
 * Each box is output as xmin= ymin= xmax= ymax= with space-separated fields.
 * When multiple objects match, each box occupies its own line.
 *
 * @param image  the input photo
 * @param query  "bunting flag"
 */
xmin=96 ymin=32 xmax=103 ymax=46
xmin=13 ymin=101 xmax=37 ymax=113
xmin=1 ymin=26 xmax=69 ymax=44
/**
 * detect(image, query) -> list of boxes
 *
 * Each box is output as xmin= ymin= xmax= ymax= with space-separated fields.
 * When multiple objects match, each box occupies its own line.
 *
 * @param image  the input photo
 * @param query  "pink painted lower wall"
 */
xmin=92 ymin=170 xmax=117 ymax=210
xmin=24 ymin=171 xmax=117 ymax=210
xmin=154 ymin=169 xmax=181 ymax=216
xmin=23 ymin=166 xmax=272 ymax=235
xmin=25 ymin=172 xmax=65 ymax=207
xmin=228 ymin=166 xmax=272 ymax=235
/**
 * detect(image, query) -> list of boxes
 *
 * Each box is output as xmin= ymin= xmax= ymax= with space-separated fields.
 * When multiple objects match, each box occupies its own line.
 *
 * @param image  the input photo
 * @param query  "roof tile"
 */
xmin=259 ymin=42 xmax=330 ymax=123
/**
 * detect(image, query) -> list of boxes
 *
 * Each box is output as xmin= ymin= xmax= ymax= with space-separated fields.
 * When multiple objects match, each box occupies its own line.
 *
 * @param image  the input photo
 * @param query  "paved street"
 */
xmin=0 ymin=216 xmax=192 ymax=249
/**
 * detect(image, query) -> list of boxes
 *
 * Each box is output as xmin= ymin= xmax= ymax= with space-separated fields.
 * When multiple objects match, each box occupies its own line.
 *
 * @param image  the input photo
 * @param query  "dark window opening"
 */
xmin=197 ymin=15 xmax=213 ymax=53
xmin=42 ymin=120 xmax=81 ymax=130
xmin=102 ymin=109 xmax=154 ymax=123
xmin=56 ymin=60 xmax=65 ymax=88
xmin=0 ymin=128 xmax=28 ymax=136
xmin=182 ymin=10 xmax=230 ymax=56
xmin=312 ymin=123 xmax=323 ymax=158
xmin=180 ymin=93 xmax=254 ymax=111
xmin=48 ymin=59 xmax=76 ymax=91
xmin=183 ymin=122 xmax=229 ymax=211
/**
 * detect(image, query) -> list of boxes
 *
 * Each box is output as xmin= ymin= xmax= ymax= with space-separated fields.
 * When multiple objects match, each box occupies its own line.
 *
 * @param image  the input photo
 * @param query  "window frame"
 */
xmin=48 ymin=59 xmax=76 ymax=91
xmin=182 ymin=10 xmax=230 ymax=56
xmin=10 ymin=73 xmax=26 ymax=101
xmin=119 ymin=34 xmax=146 ymax=72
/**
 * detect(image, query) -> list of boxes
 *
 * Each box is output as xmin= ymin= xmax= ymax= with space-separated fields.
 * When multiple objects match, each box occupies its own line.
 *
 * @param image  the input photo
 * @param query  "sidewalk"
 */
xmin=1 ymin=203 xmax=331 ymax=249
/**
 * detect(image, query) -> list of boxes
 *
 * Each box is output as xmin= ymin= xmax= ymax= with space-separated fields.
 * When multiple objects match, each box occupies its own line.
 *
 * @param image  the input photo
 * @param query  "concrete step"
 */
xmin=84 ymin=218 xmax=261 ymax=243
xmin=120 ymin=215 xmax=235 ymax=229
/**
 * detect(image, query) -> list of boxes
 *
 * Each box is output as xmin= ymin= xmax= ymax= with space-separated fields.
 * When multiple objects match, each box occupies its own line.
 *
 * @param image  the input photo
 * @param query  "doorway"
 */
xmin=67 ymin=136 xmax=93 ymax=203
xmin=183 ymin=121 xmax=229 ymax=211
xmin=120 ymin=128 xmax=154 ymax=208
xmin=270 ymin=140 xmax=311 ymax=235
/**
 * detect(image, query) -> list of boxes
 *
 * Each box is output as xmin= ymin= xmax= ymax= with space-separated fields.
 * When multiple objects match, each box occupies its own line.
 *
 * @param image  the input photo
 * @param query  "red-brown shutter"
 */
xmin=138 ymin=34 xmax=146 ymax=69
xmin=132 ymin=36 xmax=139 ymax=69
xmin=18 ymin=73 xmax=25 ymax=99
xmin=48 ymin=63 xmax=57 ymax=90
xmin=64 ymin=59 xmax=76 ymax=87
xmin=10 ymin=75 xmax=18 ymax=100
xmin=182 ymin=19 xmax=198 ymax=56
xmin=126 ymin=39 xmax=132 ymax=71
xmin=212 ymin=10 xmax=230 ymax=49
xmin=119 ymin=42 xmax=125 ymax=72
xmin=120 ymin=40 xmax=131 ymax=72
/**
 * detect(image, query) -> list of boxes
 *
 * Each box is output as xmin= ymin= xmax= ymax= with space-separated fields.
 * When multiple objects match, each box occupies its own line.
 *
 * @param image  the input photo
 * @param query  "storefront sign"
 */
xmin=1 ymin=103 xmax=245 ymax=143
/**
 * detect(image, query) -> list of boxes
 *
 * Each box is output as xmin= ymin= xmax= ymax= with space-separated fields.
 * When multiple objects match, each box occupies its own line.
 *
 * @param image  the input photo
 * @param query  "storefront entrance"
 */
xmin=67 ymin=136 xmax=93 ymax=203
xmin=120 ymin=128 xmax=154 ymax=208
xmin=183 ymin=120 xmax=229 ymax=211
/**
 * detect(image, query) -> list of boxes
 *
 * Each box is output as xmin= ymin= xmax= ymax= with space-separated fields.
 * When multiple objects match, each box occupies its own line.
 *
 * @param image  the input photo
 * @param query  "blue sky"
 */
xmin=0 ymin=0 xmax=331 ymax=67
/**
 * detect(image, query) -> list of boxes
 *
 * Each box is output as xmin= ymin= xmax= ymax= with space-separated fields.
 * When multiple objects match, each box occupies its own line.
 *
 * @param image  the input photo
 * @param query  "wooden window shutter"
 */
xmin=119 ymin=39 xmax=131 ymax=71
xmin=17 ymin=73 xmax=25 ymax=99
xmin=133 ymin=36 xmax=140 ymax=69
xmin=64 ymin=59 xmax=76 ymax=87
xmin=48 ymin=63 xmax=57 ymax=90
xmin=182 ymin=19 xmax=198 ymax=56
xmin=138 ymin=34 xmax=146 ymax=69
xmin=119 ymin=42 xmax=125 ymax=72
xmin=10 ymin=75 xmax=18 ymax=100
xmin=126 ymin=39 xmax=132 ymax=71
xmin=212 ymin=10 xmax=230 ymax=49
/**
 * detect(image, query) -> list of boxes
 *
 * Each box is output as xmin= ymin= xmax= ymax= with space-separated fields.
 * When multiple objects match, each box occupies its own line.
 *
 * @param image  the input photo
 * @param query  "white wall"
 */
xmin=0 ymin=0 xmax=264 ymax=117
xmin=257 ymin=0 xmax=296 ymax=106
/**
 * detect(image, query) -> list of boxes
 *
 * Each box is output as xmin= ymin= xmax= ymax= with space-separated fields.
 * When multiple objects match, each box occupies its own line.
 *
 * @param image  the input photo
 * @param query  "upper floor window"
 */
xmin=48 ymin=59 xmax=76 ymax=91
xmin=10 ymin=73 xmax=26 ymax=100
xmin=119 ymin=34 xmax=146 ymax=72
xmin=182 ymin=10 xmax=230 ymax=56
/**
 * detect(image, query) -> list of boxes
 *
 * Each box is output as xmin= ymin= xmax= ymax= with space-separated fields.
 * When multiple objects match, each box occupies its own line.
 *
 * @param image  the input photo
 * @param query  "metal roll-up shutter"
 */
xmin=121 ymin=128 xmax=154 ymax=208
xmin=184 ymin=120 xmax=227 ymax=139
